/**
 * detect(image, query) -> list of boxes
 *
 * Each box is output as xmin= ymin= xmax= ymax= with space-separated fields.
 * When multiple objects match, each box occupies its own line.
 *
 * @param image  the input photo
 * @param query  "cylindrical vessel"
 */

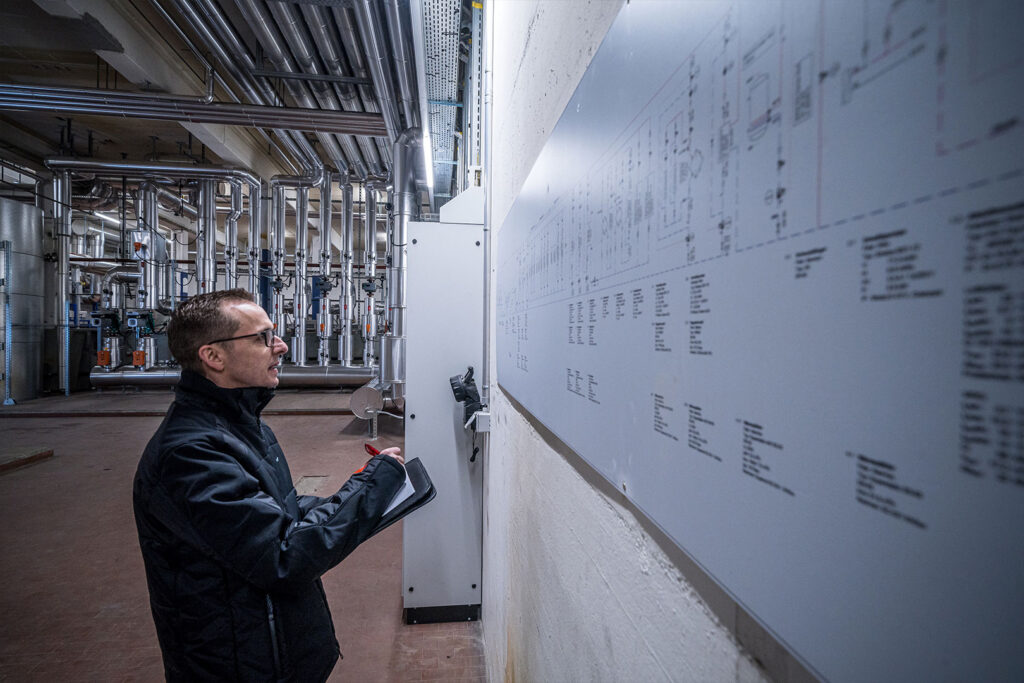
xmin=139 ymin=183 xmax=160 ymax=310
xmin=0 ymin=198 xmax=44 ymax=402
xmin=104 ymin=336 xmax=122 ymax=370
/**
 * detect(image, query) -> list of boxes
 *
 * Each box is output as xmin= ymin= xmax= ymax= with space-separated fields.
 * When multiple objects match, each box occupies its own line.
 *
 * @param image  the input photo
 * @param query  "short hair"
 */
xmin=168 ymin=289 xmax=256 ymax=374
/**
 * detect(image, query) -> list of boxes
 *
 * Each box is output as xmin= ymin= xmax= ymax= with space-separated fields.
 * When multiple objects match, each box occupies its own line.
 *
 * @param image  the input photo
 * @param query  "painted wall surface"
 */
xmin=484 ymin=2 xmax=769 ymax=681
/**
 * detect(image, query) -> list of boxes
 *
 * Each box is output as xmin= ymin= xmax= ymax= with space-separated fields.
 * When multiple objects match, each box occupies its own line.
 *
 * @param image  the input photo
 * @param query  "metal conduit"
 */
xmin=301 ymin=4 xmax=383 ymax=177
xmin=89 ymin=364 xmax=375 ymax=388
xmin=224 ymin=181 xmax=242 ymax=288
xmin=340 ymin=182 xmax=355 ymax=366
xmin=0 ymin=84 xmax=387 ymax=137
xmin=352 ymin=0 xmax=403 ymax=143
xmin=292 ymin=185 xmax=309 ymax=366
xmin=270 ymin=184 xmax=286 ymax=334
xmin=381 ymin=128 xmax=418 ymax=402
xmin=331 ymin=6 xmax=392 ymax=166
xmin=197 ymin=179 xmax=217 ymax=292
xmin=264 ymin=1 xmax=369 ymax=179
xmin=317 ymin=175 xmax=334 ymax=366
xmin=168 ymin=0 xmax=317 ymax=170
xmin=383 ymin=0 xmax=419 ymax=127
xmin=362 ymin=184 xmax=378 ymax=368
xmin=232 ymin=0 xmax=350 ymax=173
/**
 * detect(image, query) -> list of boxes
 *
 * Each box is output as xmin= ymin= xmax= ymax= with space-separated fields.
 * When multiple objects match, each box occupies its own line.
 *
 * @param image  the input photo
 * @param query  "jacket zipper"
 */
xmin=265 ymin=594 xmax=282 ymax=680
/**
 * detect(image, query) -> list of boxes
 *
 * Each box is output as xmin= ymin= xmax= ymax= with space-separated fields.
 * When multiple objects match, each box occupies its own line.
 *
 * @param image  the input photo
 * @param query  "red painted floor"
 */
xmin=0 ymin=390 xmax=484 ymax=682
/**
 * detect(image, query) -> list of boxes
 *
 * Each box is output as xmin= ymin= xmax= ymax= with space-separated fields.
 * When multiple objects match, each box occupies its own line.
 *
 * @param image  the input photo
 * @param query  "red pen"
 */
xmin=364 ymin=443 xmax=381 ymax=456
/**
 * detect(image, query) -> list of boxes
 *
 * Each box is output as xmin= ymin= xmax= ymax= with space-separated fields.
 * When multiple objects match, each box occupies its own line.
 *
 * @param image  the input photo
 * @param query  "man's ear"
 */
xmin=197 ymin=344 xmax=226 ymax=374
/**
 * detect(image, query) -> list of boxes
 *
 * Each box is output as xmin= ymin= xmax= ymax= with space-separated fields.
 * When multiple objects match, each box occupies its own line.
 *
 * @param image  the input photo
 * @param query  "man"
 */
xmin=134 ymin=289 xmax=405 ymax=681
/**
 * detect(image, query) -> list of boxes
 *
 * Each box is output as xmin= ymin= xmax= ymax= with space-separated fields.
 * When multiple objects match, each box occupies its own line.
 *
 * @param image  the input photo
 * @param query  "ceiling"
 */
xmin=0 ymin=0 xmax=475 ymax=207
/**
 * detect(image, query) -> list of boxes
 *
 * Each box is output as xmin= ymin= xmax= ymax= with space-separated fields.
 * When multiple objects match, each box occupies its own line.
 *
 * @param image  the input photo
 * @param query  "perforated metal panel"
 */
xmin=422 ymin=0 xmax=462 ymax=199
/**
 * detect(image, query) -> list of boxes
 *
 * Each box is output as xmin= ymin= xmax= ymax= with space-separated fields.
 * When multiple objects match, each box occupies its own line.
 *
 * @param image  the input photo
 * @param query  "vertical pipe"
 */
xmin=340 ymin=182 xmax=354 ymax=366
xmin=55 ymin=171 xmax=71 ymax=394
xmin=225 ymin=181 xmax=242 ymax=288
xmin=293 ymin=186 xmax=309 ymax=366
xmin=247 ymin=182 xmax=263 ymax=299
xmin=317 ymin=175 xmax=334 ymax=365
xmin=197 ymin=179 xmax=217 ymax=292
xmin=139 ymin=182 xmax=159 ymax=309
xmin=383 ymin=129 xmax=418 ymax=401
xmin=362 ymin=185 xmax=377 ymax=367
xmin=271 ymin=185 xmax=286 ymax=336
xmin=482 ymin=0 xmax=493 ymax=407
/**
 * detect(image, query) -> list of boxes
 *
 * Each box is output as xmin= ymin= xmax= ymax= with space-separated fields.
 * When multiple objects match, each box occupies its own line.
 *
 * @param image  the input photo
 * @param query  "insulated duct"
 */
xmin=380 ymin=128 xmax=419 ymax=401
xmin=362 ymin=183 xmax=378 ymax=368
xmin=224 ymin=181 xmax=242 ymax=288
xmin=292 ymin=185 xmax=309 ymax=365
xmin=317 ymin=175 xmax=334 ymax=366
xmin=0 ymin=83 xmax=387 ymax=137
xmin=197 ymin=179 xmax=217 ymax=293
xmin=340 ymin=182 xmax=355 ymax=366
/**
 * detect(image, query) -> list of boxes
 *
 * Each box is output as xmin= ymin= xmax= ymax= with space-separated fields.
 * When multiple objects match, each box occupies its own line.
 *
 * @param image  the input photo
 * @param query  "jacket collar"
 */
xmin=176 ymin=369 xmax=275 ymax=422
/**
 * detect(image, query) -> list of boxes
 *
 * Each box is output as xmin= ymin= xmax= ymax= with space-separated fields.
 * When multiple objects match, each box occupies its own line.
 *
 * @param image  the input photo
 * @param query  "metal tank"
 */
xmin=0 ymin=197 xmax=44 ymax=403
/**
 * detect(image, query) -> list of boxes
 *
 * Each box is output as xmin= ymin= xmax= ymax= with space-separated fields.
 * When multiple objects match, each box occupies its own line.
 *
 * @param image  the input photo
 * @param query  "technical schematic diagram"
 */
xmin=496 ymin=2 xmax=1024 ymax=679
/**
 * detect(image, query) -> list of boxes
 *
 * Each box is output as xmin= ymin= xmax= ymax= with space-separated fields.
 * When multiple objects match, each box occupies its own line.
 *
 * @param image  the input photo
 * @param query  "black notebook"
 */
xmin=368 ymin=457 xmax=436 ymax=538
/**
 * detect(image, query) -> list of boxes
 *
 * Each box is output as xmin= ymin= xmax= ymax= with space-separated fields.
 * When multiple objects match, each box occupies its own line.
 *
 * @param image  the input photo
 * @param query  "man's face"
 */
xmin=209 ymin=301 xmax=289 ymax=388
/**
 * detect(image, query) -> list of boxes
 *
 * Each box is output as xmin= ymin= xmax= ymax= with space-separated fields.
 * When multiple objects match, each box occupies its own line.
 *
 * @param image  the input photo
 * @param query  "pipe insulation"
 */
xmin=293 ymin=185 xmax=309 ymax=365
xmin=340 ymin=182 xmax=355 ymax=366
xmin=0 ymin=83 xmax=387 ymax=137
xmin=317 ymin=175 xmax=334 ymax=366
xmin=363 ymin=184 xmax=378 ymax=368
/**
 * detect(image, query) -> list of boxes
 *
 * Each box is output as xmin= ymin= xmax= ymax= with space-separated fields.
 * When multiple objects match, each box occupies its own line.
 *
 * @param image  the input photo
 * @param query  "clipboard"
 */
xmin=368 ymin=457 xmax=436 ymax=538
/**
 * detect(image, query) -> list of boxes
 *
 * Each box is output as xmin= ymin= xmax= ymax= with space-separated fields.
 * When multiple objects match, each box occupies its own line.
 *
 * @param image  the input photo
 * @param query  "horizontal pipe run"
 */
xmin=89 ymin=364 xmax=376 ymax=388
xmin=2 ymin=84 xmax=388 ymax=136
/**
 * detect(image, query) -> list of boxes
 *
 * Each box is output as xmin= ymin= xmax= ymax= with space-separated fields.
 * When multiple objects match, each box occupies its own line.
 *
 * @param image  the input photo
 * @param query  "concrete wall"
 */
xmin=482 ymin=2 xmax=774 ymax=681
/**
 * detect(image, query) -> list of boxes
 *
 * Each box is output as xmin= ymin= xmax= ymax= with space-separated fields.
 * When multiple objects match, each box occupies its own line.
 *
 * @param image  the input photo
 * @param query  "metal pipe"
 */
xmin=100 ymin=265 xmax=141 ymax=310
xmin=55 ymin=171 xmax=71 ymax=394
xmin=352 ymin=0 xmax=403 ymax=142
xmin=270 ymin=185 xmax=286 ymax=334
xmin=0 ymin=84 xmax=387 ymax=137
xmin=231 ymin=0 xmax=351 ymax=171
xmin=265 ymin=1 xmax=368 ymax=178
xmin=225 ymin=181 xmax=242 ymax=288
xmin=138 ymin=182 xmax=160 ymax=310
xmin=88 ymin=363 xmax=375 ymax=387
xmin=292 ymin=185 xmax=309 ymax=366
xmin=196 ymin=179 xmax=217 ymax=292
xmin=301 ymin=4 xmax=382 ymax=177
xmin=317 ymin=175 xmax=334 ymax=365
xmin=381 ymin=128 xmax=418 ymax=401
xmin=248 ymin=182 xmax=263 ymax=299
xmin=384 ymin=0 xmax=419 ymax=127
xmin=156 ymin=187 xmax=197 ymax=219
xmin=482 ymin=0 xmax=493 ymax=407
xmin=170 ymin=0 xmax=315 ymax=170
xmin=340 ymin=181 xmax=355 ymax=366
xmin=363 ymin=184 xmax=378 ymax=367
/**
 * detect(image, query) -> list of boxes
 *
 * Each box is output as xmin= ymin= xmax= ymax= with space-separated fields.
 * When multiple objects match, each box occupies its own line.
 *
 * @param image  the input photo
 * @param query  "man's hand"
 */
xmin=379 ymin=446 xmax=404 ymax=466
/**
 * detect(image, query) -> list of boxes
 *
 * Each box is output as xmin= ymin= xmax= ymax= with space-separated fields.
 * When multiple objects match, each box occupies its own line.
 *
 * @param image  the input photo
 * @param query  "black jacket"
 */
xmin=133 ymin=370 xmax=404 ymax=682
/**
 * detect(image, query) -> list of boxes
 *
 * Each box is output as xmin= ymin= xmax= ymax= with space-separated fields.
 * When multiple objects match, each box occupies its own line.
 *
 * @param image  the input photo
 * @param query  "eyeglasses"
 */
xmin=205 ymin=328 xmax=276 ymax=347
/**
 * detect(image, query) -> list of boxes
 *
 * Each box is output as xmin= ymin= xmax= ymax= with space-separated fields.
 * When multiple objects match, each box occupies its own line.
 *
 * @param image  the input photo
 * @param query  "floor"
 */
xmin=0 ymin=389 xmax=486 ymax=682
